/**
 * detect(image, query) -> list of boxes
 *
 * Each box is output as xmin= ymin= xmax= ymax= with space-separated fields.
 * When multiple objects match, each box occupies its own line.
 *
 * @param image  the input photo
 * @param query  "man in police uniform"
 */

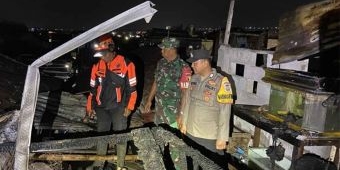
xmin=180 ymin=49 xmax=233 ymax=169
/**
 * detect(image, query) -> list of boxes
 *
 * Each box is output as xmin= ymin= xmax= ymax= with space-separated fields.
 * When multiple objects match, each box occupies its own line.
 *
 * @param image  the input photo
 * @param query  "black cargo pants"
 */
xmin=95 ymin=106 xmax=127 ymax=168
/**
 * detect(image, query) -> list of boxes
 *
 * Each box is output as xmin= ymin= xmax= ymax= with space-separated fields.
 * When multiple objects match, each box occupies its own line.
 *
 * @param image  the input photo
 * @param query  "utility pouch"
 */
xmin=100 ymin=70 xmax=127 ymax=110
xmin=107 ymin=71 xmax=125 ymax=87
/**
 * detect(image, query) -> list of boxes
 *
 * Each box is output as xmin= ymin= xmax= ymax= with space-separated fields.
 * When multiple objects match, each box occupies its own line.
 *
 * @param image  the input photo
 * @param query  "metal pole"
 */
xmin=224 ymin=0 xmax=235 ymax=45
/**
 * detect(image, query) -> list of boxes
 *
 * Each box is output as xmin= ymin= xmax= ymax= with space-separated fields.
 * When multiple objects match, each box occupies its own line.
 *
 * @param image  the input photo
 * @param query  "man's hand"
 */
xmin=123 ymin=108 xmax=132 ymax=117
xmin=180 ymin=125 xmax=187 ymax=134
xmin=83 ymin=110 xmax=95 ymax=123
xmin=143 ymin=101 xmax=152 ymax=114
xmin=216 ymin=139 xmax=227 ymax=150
xmin=176 ymin=114 xmax=183 ymax=129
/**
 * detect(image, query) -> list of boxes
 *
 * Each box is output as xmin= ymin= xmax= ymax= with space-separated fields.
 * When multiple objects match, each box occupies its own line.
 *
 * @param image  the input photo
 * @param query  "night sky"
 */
xmin=0 ymin=0 xmax=322 ymax=30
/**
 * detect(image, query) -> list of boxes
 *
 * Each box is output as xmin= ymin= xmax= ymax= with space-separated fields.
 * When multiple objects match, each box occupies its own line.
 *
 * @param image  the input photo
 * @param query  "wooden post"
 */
xmin=290 ymin=145 xmax=304 ymax=169
xmin=224 ymin=0 xmax=235 ymax=45
xmin=334 ymin=143 xmax=340 ymax=170
xmin=253 ymin=127 xmax=261 ymax=147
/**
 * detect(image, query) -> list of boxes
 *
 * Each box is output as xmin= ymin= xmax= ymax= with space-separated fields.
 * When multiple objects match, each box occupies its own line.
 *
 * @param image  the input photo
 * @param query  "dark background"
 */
xmin=0 ymin=0 xmax=321 ymax=30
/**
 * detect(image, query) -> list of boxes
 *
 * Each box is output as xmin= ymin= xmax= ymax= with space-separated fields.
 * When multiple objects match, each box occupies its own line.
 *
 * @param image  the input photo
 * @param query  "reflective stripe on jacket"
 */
xmin=86 ymin=55 xmax=137 ymax=112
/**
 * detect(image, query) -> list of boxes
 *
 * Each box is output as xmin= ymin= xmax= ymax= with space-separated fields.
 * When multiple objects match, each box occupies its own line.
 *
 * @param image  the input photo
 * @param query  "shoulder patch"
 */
xmin=217 ymin=77 xmax=233 ymax=104
xmin=179 ymin=65 xmax=192 ymax=89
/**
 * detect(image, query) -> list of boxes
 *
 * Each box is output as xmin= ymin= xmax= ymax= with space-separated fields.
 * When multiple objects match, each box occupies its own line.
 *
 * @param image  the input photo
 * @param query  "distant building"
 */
xmin=218 ymin=27 xmax=279 ymax=51
xmin=232 ymin=27 xmax=278 ymax=50
xmin=141 ymin=28 xmax=202 ymax=48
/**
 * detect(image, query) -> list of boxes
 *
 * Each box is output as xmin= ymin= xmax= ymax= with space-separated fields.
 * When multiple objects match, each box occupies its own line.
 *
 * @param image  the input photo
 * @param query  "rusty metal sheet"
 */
xmin=273 ymin=0 xmax=340 ymax=64
xmin=262 ymin=68 xmax=327 ymax=92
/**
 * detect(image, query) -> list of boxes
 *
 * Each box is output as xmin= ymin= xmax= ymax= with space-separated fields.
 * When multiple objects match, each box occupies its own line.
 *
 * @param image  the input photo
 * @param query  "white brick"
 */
xmin=218 ymin=46 xmax=309 ymax=106
xmin=218 ymin=46 xmax=274 ymax=69
xmin=243 ymin=65 xmax=266 ymax=81
xmin=256 ymin=82 xmax=271 ymax=99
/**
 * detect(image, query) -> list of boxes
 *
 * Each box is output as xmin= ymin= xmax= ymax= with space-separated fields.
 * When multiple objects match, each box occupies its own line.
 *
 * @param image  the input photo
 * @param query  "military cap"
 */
xmin=158 ymin=37 xmax=180 ymax=49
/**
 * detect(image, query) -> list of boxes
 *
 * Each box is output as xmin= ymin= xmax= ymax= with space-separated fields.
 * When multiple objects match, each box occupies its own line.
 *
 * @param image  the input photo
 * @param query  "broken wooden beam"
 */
xmin=30 ymin=153 xmax=139 ymax=162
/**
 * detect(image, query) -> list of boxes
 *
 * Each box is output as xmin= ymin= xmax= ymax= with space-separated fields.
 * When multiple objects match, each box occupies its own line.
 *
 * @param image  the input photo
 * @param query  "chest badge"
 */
xmin=203 ymin=90 xmax=212 ymax=102
xmin=208 ymin=80 xmax=216 ymax=86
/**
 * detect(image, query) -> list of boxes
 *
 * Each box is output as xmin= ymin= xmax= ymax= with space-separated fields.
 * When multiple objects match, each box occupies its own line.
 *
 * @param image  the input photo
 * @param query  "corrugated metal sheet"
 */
xmin=34 ymin=91 xmax=95 ymax=132
xmin=273 ymin=0 xmax=340 ymax=64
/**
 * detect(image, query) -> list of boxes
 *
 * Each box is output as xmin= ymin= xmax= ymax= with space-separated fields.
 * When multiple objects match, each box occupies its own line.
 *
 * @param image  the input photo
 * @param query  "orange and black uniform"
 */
xmin=86 ymin=54 xmax=137 ymax=112
xmin=86 ymin=54 xmax=137 ymax=160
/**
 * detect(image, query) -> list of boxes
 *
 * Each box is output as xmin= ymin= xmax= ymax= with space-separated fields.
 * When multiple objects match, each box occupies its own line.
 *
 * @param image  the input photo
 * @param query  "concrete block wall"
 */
xmin=217 ymin=45 xmax=309 ymax=106
xmin=218 ymin=45 xmax=330 ymax=162
xmin=217 ymin=46 xmax=272 ymax=105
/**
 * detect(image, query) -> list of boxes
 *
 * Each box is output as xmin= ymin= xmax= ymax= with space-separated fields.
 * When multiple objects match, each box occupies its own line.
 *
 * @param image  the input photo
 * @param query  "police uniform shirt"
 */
xmin=182 ymin=68 xmax=233 ymax=141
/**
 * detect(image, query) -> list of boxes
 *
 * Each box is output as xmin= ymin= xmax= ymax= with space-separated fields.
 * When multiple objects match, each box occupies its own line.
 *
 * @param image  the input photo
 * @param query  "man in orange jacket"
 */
xmin=86 ymin=33 xmax=137 ymax=170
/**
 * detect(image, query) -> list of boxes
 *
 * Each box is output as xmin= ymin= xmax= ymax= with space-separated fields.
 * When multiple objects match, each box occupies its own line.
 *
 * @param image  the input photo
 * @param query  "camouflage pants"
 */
xmin=155 ymin=99 xmax=186 ymax=169
xmin=154 ymin=98 xmax=179 ymax=128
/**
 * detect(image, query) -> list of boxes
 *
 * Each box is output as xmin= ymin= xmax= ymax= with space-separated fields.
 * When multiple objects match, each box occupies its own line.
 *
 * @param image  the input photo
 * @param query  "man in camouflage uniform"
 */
xmin=144 ymin=37 xmax=191 ymax=128
xmin=144 ymin=37 xmax=191 ymax=170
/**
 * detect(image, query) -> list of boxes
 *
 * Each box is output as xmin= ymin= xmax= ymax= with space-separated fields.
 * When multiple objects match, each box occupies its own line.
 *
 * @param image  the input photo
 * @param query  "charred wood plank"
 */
xmin=30 ymin=133 xmax=133 ymax=152
xmin=30 ymin=153 xmax=138 ymax=162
